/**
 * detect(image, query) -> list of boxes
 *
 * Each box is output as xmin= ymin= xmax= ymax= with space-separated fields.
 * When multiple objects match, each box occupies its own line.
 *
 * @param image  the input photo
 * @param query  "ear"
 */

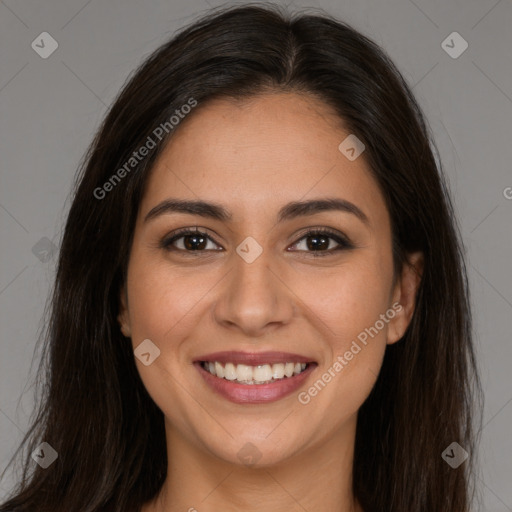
xmin=117 ymin=285 xmax=131 ymax=338
xmin=387 ymin=251 xmax=424 ymax=345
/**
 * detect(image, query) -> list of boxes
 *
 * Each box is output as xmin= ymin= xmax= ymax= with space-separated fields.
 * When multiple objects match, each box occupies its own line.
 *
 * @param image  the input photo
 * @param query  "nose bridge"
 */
xmin=214 ymin=238 xmax=294 ymax=335
xmin=233 ymin=242 xmax=275 ymax=299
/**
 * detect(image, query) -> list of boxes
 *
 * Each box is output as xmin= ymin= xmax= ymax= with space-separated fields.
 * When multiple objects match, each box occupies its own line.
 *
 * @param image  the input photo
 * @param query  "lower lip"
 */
xmin=195 ymin=362 xmax=317 ymax=404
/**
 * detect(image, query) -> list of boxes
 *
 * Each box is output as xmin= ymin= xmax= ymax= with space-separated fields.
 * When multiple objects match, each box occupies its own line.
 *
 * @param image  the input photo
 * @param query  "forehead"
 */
xmin=139 ymin=92 xmax=387 ymax=226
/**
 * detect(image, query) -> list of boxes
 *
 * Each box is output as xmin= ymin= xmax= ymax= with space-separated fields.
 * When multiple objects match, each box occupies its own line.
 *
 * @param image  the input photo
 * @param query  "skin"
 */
xmin=118 ymin=91 xmax=423 ymax=512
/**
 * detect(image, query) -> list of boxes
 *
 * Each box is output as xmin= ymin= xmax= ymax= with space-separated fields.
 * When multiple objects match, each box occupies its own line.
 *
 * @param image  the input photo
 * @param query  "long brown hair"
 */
xmin=0 ymin=3 xmax=483 ymax=511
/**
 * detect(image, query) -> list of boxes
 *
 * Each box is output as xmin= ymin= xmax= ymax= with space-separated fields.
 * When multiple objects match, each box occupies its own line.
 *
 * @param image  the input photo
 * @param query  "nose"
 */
xmin=213 ymin=247 xmax=295 ymax=338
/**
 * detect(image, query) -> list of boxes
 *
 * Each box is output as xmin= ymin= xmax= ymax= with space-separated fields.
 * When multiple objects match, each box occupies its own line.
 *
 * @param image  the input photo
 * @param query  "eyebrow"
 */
xmin=144 ymin=197 xmax=370 ymax=226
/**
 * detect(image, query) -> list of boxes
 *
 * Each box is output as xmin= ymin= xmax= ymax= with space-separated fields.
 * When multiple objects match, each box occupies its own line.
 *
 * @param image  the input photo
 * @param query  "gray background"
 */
xmin=0 ymin=0 xmax=511 ymax=509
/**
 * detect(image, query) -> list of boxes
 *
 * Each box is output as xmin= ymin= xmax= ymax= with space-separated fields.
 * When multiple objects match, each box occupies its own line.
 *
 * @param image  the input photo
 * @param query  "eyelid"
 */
xmin=291 ymin=226 xmax=352 ymax=246
xmin=287 ymin=227 xmax=354 ymax=255
xmin=160 ymin=227 xmax=222 ymax=251
xmin=160 ymin=226 xmax=354 ymax=255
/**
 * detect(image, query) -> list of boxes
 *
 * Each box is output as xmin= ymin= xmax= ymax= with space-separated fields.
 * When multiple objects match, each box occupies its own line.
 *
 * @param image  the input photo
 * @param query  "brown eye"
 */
xmin=288 ymin=228 xmax=353 ymax=256
xmin=160 ymin=227 xmax=353 ymax=256
xmin=161 ymin=228 xmax=222 ymax=252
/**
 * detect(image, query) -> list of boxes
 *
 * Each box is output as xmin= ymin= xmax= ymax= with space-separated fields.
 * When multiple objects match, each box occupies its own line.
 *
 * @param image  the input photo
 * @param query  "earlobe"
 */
xmin=117 ymin=286 xmax=131 ymax=338
xmin=387 ymin=251 xmax=424 ymax=345
xmin=119 ymin=319 xmax=131 ymax=338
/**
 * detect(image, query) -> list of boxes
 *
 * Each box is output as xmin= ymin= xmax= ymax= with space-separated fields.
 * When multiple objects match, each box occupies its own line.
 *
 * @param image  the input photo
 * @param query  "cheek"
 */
xmin=126 ymin=256 xmax=214 ymax=343
xmin=291 ymin=255 xmax=394 ymax=410
xmin=302 ymin=256 xmax=394 ymax=411
xmin=295 ymin=257 xmax=393 ymax=344
xmin=125 ymin=257 xmax=211 ymax=430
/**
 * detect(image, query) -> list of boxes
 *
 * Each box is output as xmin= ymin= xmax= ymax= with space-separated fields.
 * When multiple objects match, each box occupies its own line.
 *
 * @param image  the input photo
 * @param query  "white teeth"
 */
xmin=272 ymin=363 xmax=285 ymax=379
xmin=253 ymin=364 xmax=272 ymax=383
xmin=224 ymin=362 xmax=237 ymax=380
xmin=236 ymin=364 xmax=253 ymax=382
xmin=215 ymin=361 xmax=225 ymax=378
xmin=202 ymin=361 xmax=309 ymax=384
xmin=284 ymin=362 xmax=295 ymax=378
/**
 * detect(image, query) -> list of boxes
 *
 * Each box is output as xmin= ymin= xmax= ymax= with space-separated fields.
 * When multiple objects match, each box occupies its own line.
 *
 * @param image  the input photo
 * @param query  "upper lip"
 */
xmin=194 ymin=351 xmax=315 ymax=366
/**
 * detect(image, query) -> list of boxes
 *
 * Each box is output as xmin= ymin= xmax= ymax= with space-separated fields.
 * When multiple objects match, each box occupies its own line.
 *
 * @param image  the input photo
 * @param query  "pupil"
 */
xmin=184 ymin=234 xmax=207 ymax=250
xmin=307 ymin=235 xmax=328 ymax=251
xmin=181 ymin=234 xmax=329 ymax=251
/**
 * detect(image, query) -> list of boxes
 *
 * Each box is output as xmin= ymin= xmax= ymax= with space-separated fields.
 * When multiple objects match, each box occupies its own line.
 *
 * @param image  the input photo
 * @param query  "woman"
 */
xmin=0 ymin=3 xmax=482 ymax=511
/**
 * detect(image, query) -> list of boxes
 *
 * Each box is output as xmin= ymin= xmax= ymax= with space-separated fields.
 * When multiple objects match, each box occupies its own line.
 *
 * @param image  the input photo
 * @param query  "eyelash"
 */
xmin=160 ymin=227 xmax=354 ymax=257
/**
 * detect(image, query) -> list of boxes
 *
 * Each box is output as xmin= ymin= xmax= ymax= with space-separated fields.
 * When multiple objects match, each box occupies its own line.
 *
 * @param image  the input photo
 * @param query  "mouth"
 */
xmin=194 ymin=351 xmax=317 ymax=404
xmin=199 ymin=360 xmax=310 ymax=384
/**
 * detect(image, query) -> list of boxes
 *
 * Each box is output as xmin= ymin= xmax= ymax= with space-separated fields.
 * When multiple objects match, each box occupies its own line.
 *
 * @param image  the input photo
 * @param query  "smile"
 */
xmin=200 ymin=361 xmax=308 ymax=385
xmin=194 ymin=351 xmax=317 ymax=404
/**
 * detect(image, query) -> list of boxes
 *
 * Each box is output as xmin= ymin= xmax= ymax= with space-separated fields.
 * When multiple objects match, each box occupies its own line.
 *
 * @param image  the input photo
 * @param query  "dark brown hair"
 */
xmin=0 ymin=3 xmax=482 ymax=511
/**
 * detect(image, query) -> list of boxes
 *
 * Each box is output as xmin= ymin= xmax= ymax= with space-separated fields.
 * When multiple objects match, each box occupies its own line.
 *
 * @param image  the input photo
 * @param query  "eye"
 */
xmin=288 ymin=228 xmax=354 ymax=257
xmin=160 ymin=227 xmax=222 ymax=253
xmin=160 ymin=226 xmax=353 ymax=257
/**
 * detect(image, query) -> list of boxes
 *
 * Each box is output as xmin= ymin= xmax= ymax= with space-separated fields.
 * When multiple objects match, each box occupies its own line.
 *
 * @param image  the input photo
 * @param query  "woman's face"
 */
xmin=119 ymin=92 xmax=418 ymax=467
